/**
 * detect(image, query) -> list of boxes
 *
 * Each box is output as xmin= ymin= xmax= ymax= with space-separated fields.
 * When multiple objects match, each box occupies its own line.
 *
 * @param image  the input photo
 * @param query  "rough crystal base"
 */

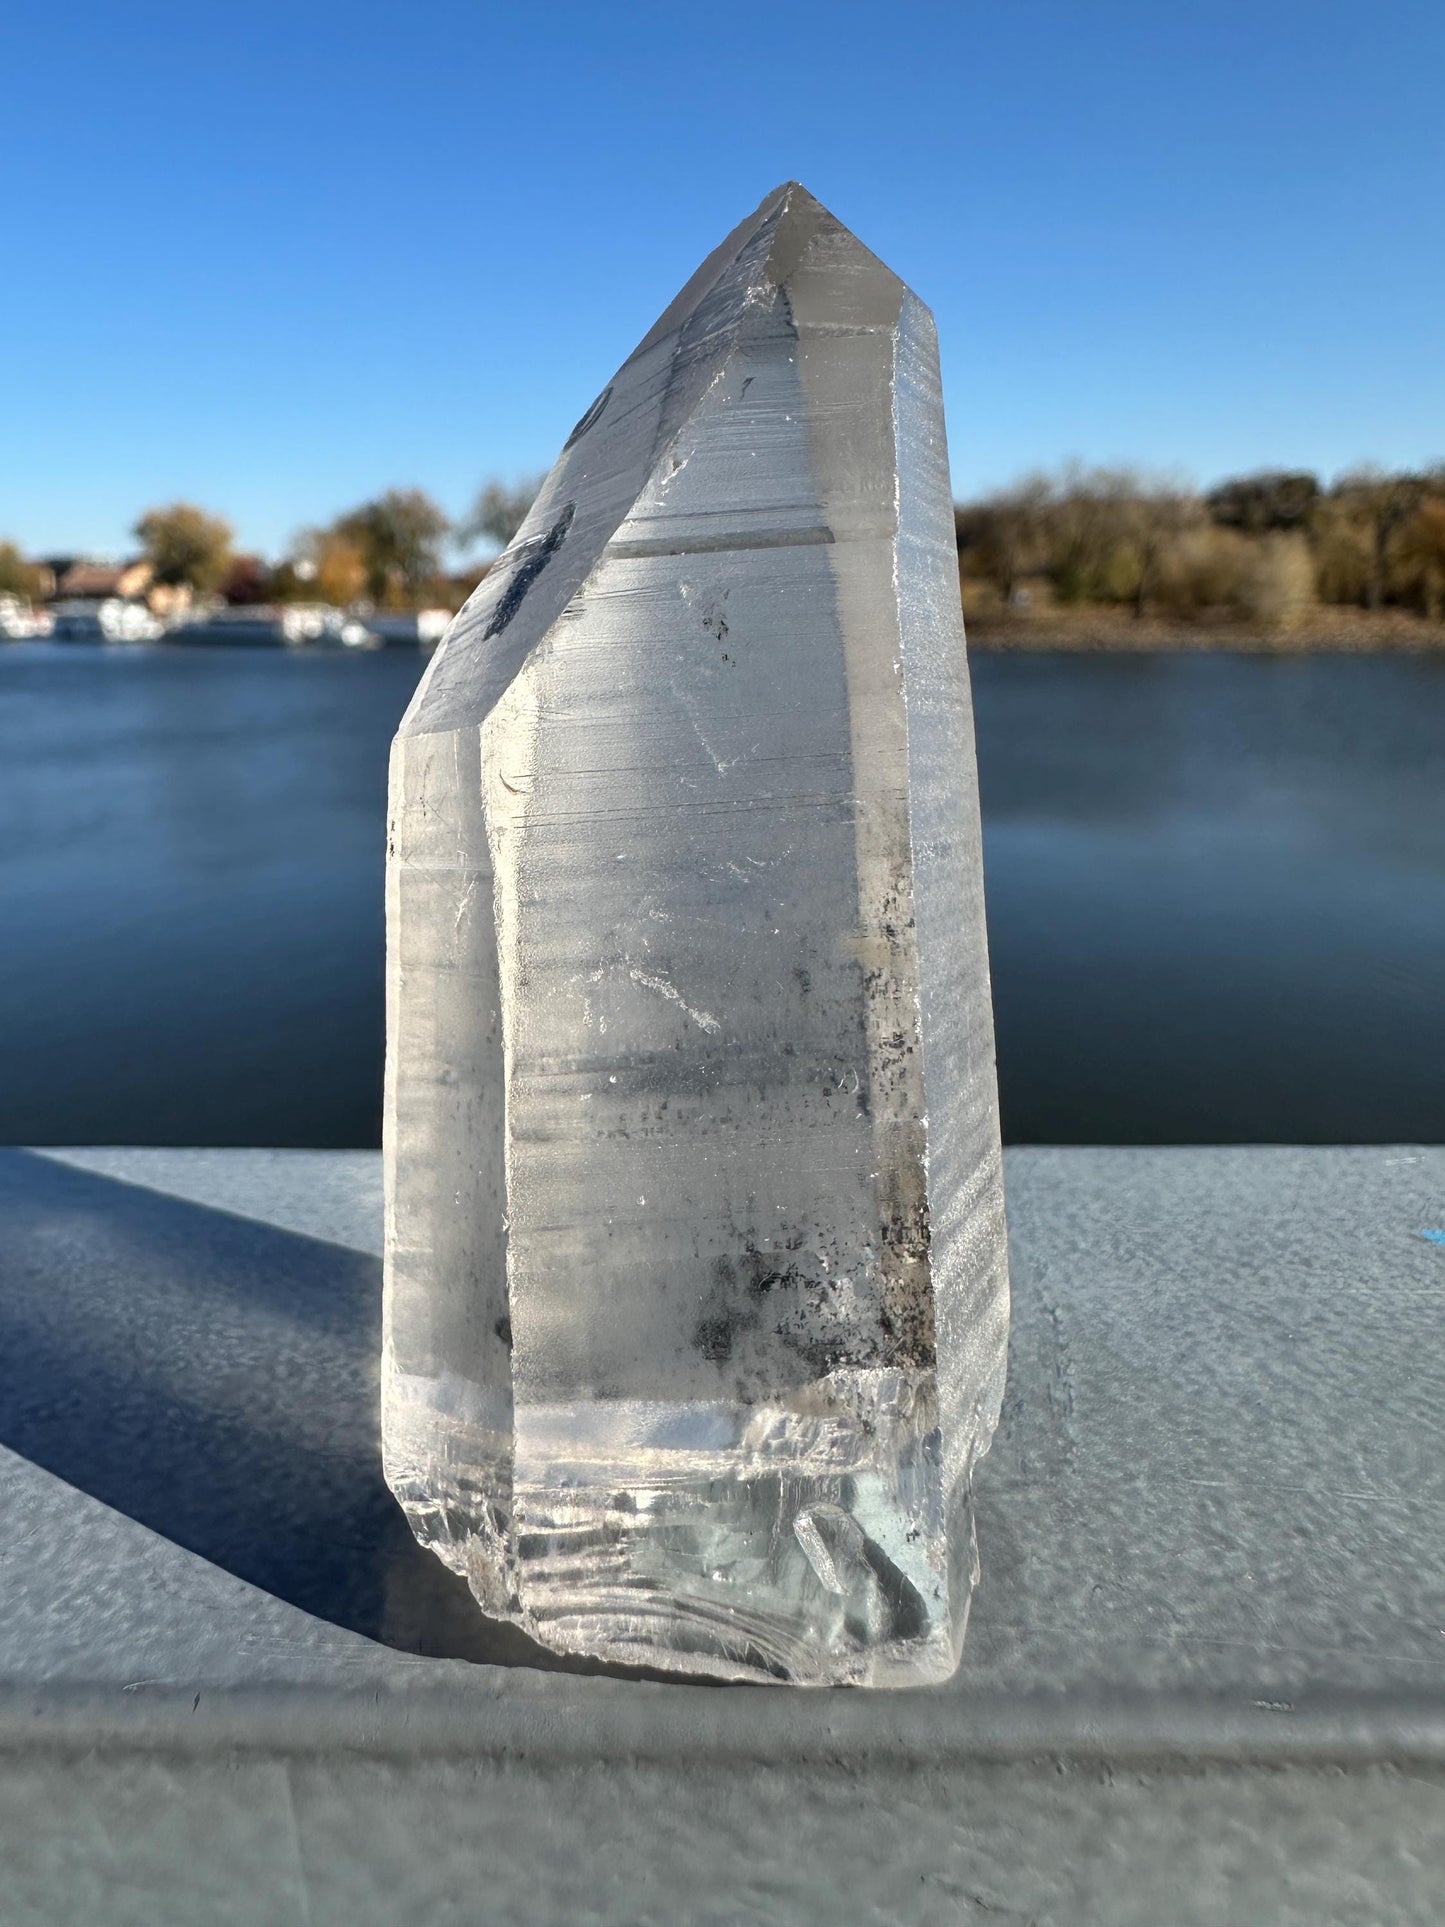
xmin=382 ymin=183 xmax=1009 ymax=1686
xmin=387 ymin=1373 xmax=981 ymax=1685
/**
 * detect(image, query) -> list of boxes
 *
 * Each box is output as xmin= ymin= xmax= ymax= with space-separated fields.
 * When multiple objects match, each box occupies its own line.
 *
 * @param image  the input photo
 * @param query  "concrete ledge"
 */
xmin=2 ymin=1145 xmax=1442 ymax=1920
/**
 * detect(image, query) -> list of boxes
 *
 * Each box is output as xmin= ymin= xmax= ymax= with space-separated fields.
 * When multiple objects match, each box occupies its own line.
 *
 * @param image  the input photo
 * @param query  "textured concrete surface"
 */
xmin=2 ymin=1144 xmax=1442 ymax=1921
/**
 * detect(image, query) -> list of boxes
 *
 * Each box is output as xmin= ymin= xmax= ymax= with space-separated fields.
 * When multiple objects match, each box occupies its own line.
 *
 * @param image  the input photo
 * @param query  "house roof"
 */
xmin=56 ymin=559 xmax=154 ymax=599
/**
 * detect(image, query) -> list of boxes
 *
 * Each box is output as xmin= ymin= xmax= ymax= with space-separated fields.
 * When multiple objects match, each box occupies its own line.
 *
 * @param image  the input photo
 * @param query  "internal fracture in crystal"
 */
xmin=383 ymin=183 xmax=1009 ymax=1686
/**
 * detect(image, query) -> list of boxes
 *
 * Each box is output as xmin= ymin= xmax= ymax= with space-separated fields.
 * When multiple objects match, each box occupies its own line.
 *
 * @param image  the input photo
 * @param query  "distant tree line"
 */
xmin=219 ymin=476 xmax=545 ymax=610
xmin=956 ymin=465 xmax=1445 ymax=626
xmin=0 ymin=476 xmax=546 ymax=614
xmin=10 ymin=462 xmax=1445 ymax=628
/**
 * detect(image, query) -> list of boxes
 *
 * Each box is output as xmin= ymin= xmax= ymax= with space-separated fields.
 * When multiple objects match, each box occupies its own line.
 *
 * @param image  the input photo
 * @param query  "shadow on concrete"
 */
xmin=0 ymin=1149 xmax=634 ymax=1674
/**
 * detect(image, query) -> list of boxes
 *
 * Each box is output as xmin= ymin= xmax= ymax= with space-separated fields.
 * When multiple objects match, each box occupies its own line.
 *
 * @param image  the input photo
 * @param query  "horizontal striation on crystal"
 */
xmin=383 ymin=182 xmax=1009 ymax=1686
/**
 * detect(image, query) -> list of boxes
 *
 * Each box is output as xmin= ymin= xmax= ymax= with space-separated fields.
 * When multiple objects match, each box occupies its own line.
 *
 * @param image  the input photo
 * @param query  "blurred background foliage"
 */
xmin=7 ymin=461 xmax=1445 ymax=633
xmin=955 ymin=463 xmax=1445 ymax=631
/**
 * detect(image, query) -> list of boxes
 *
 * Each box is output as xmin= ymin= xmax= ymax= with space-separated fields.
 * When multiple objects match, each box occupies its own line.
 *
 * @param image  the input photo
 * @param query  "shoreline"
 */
xmin=963 ymin=608 xmax=1445 ymax=653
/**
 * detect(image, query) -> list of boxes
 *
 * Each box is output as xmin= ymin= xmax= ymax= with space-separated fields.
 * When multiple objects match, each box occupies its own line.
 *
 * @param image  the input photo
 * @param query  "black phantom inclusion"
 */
xmin=383 ymin=184 xmax=1009 ymax=1686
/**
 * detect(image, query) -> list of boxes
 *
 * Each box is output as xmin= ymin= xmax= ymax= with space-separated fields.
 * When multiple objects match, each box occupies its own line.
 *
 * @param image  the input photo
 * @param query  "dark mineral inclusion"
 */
xmin=383 ymin=183 xmax=1009 ymax=1686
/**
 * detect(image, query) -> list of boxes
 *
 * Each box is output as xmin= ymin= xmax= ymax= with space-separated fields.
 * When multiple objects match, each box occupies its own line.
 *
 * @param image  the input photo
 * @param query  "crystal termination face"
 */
xmin=383 ymin=183 xmax=1009 ymax=1687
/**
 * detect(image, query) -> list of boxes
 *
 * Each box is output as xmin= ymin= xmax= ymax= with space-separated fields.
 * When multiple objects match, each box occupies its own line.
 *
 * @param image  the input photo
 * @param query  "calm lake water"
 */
xmin=1 ymin=643 xmax=1441 ymax=1146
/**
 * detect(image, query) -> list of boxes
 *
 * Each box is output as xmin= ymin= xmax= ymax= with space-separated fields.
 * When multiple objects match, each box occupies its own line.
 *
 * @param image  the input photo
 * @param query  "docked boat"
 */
xmin=50 ymin=598 xmax=163 ymax=642
xmin=164 ymin=607 xmax=290 ymax=647
xmin=0 ymin=595 xmax=52 ymax=639
xmin=278 ymin=605 xmax=381 ymax=649
xmin=163 ymin=605 xmax=380 ymax=649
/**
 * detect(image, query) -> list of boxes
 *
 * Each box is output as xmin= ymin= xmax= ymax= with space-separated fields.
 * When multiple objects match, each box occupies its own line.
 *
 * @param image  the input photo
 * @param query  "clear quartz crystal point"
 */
xmin=383 ymin=183 xmax=1009 ymax=1686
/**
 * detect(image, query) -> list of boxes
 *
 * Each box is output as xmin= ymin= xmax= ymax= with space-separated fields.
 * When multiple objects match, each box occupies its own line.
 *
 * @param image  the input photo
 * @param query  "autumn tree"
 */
xmin=1206 ymin=470 xmax=1320 ymax=534
xmin=460 ymin=475 xmax=545 ymax=552
xmin=1396 ymin=492 xmax=1445 ymax=618
xmin=314 ymin=535 xmax=369 ymax=608
xmin=219 ymin=554 xmax=273 ymax=606
xmin=1152 ymin=525 xmax=1254 ymax=617
xmin=0 ymin=541 xmax=47 ymax=603
xmin=331 ymin=488 xmax=451 ymax=606
xmin=1329 ymin=468 xmax=1429 ymax=609
xmin=282 ymin=527 xmax=369 ymax=608
xmin=1042 ymin=466 xmax=1196 ymax=609
xmin=1309 ymin=494 xmax=1373 ymax=606
xmin=133 ymin=502 xmax=234 ymax=594
xmin=956 ymin=474 xmax=1052 ymax=605
xmin=1116 ymin=477 xmax=1202 ymax=617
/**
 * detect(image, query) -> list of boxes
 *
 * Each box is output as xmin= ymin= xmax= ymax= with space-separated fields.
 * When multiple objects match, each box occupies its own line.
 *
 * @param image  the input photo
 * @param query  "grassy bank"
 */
xmin=963 ymin=603 xmax=1445 ymax=653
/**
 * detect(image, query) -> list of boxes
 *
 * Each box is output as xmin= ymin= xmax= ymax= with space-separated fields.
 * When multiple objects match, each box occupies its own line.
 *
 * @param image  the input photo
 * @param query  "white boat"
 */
xmin=278 ymin=605 xmax=381 ymax=650
xmin=50 ymin=598 xmax=163 ymax=643
xmin=0 ymin=595 xmax=52 ymax=639
xmin=163 ymin=606 xmax=380 ymax=649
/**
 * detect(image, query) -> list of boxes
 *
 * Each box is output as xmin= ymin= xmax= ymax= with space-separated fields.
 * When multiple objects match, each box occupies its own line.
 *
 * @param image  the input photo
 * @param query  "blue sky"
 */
xmin=4 ymin=1 xmax=1442 ymax=558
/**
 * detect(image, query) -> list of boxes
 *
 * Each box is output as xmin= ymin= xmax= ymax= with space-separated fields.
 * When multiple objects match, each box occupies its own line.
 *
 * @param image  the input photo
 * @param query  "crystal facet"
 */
xmin=383 ymin=184 xmax=1009 ymax=1686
